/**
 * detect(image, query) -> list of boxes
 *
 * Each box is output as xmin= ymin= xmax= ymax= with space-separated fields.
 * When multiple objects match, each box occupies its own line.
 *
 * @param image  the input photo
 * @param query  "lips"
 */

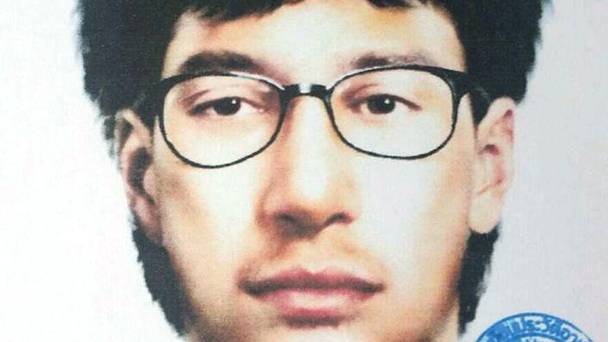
xmin=241 ymin=268 xmax=384 ymax=327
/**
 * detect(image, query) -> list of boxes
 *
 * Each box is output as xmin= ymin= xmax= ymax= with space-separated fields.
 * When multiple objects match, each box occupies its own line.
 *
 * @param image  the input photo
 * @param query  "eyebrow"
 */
xmin=177 ymin=51 xmax=267 ymax=75
xmin=350 ymin=52 xmax=440 ymax=70
xmin=175 ymin=50 xmax=440 ymax=80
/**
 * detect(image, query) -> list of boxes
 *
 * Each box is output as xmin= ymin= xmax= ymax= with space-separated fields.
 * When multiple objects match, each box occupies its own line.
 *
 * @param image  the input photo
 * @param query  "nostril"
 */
xmin=275 ymin=213 xmax=312 ymax=238
xmin=277 ymin=213 xmax=298 ymax=226
xmin=325 ymin=213 xmax=350 ymax=227
xmin=274 ymin=211 xmax=351 ymax=239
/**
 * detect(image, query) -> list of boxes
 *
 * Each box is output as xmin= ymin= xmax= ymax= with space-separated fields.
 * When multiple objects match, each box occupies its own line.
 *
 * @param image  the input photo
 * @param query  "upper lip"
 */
xmin=241 ymin=267 xmax=384 ymax=296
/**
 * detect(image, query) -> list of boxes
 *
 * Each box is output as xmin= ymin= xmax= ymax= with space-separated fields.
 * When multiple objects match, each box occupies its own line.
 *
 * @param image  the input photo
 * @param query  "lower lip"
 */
xmin=257 ymin=288 xmax=375 ymax=325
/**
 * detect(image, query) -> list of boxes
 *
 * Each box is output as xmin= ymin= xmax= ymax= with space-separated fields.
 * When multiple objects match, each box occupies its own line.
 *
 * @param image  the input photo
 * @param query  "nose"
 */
xmin=259 ymin=96 xmax=359 ymax=238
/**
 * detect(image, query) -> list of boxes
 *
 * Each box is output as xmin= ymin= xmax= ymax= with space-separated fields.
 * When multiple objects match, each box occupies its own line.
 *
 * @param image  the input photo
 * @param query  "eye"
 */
xmin=191 ymin=97 xmax=243 ymax=116
xmin=356 ymin=94 xmax=421 ymax=116
xmin=366 ymin=95 xmax=397 ymax=114
xmin=212 ymin=97 xmax=241 ymax=116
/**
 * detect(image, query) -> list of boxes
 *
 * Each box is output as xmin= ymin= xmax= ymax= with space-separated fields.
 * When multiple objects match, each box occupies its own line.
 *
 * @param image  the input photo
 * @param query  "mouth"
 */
xmin=240 ymin=267 xmax=384 ymax=327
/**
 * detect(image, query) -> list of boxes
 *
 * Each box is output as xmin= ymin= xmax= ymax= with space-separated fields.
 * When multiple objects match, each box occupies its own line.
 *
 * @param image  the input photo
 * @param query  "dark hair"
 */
xmin=78 ymin=0 xmax=545 ymax=336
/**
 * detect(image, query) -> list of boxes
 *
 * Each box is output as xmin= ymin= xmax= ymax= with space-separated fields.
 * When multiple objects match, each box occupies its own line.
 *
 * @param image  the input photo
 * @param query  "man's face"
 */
xmin=127 ymin=1 xmax=508 ymax=341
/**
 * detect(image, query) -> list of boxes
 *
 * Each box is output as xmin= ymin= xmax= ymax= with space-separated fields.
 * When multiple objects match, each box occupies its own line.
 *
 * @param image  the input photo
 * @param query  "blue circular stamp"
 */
xmin=476 ymin=312 xmax=593 ymax=342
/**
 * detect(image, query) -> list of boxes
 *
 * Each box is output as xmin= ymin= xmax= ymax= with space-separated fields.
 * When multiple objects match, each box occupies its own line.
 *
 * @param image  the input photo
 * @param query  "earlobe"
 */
xmin=118 ymin=110 xmax=162 ymax=244
xmin=469 ymin=97 xmax=516 ymax=234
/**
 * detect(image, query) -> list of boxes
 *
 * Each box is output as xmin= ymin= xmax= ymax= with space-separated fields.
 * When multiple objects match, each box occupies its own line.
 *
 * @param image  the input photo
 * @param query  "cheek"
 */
xmin=354 ymin=112 xmax=476 ymax=319
xmin=151 ymin=133 xmax=266 ymax=320
xmin=152 ymin=124 xmax=263 ymax=246
xmin=359 ymin=159 xmax=472 ymax=279
xmin=357 ymin=130 xmax=474 ymax=256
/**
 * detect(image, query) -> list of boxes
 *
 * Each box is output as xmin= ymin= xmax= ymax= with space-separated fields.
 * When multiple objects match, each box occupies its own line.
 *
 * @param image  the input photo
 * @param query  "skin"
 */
xmin=120 ymin=1 xmax=515 ymax=341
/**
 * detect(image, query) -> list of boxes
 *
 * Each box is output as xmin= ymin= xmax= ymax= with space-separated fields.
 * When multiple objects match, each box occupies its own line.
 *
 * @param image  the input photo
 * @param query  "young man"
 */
xmin=79 ymin=0 xmax=545 ymax=340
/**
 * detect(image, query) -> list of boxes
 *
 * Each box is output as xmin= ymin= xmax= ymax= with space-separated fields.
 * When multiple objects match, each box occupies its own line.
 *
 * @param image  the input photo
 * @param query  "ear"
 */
xmin=118 ymin=110 xmax=162 ymax=244
xmin=468 ymin=97 xmax=516 ymax=234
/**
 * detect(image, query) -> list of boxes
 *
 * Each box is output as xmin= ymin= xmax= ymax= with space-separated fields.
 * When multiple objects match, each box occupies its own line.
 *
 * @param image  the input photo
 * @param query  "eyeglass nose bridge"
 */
xmin=282 ymin=83 xmax=329 ymax=102
xmin=279 ymin=83 xmax=337 ymax=135
xmin=277 ymin=82 xmax=341 ymax=146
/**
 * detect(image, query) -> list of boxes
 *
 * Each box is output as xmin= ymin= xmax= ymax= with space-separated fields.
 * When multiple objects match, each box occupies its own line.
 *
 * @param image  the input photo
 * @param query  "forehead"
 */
xmin=162 ymin=0 xmax=464 ymax=82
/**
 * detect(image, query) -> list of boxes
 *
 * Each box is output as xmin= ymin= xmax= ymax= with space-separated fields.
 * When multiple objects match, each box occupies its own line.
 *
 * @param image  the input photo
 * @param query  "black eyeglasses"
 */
xmin=138 ymin=65 xmax=489 ymax=168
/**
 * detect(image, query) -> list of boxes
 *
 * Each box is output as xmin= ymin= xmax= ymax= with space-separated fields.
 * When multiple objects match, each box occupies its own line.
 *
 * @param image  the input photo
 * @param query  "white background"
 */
xmin=1 ymin=1 xmax=606 ymax=341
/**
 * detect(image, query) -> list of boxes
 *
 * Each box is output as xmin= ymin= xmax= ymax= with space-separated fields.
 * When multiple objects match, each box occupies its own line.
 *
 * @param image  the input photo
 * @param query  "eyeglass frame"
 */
xmin=136 ymin=64 xmax=490 ymax=169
